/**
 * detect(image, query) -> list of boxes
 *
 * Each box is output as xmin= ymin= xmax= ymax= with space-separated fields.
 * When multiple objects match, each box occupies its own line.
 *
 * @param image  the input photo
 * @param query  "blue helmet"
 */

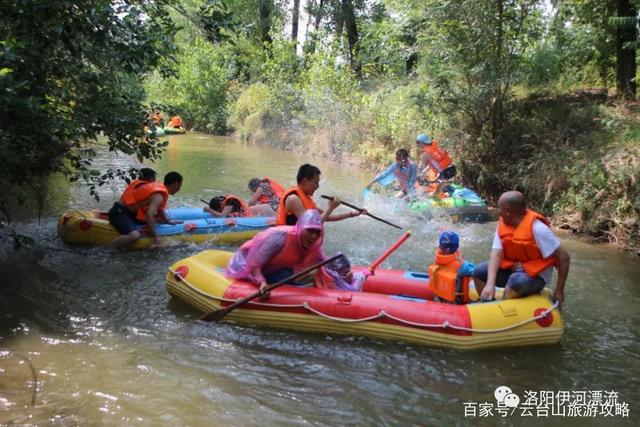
xmin=439 ymin=231 xmax=459 ymax=254
xmin=416 ymin=133 xmax=432 ymax=144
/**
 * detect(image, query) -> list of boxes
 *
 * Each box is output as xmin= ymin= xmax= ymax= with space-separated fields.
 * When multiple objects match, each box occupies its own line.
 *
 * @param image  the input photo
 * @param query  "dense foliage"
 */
xmin=1 ymin=0 xmax=638 ymax=249
xmin=0 ymin=0 xmax=177 ymax=219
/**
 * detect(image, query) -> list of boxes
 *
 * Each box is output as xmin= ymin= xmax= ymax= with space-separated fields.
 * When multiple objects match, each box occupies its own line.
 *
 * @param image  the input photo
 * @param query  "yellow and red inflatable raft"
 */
xmin=166 ymin=250 xmax=563 ymax=350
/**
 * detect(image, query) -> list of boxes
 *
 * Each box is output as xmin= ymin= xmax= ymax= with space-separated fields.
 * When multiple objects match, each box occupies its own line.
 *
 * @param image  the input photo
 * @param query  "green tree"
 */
xmin=551 ymin=0 xmax=638 ymax=99
xmin=0 ymin=0 xmax=177 ymax=219
xmin=420 ymin=0 xmax=544 ymax=138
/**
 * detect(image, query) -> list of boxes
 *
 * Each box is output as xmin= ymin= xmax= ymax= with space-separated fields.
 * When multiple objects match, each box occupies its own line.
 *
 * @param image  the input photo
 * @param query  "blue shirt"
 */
xmin=375 ymin=160 xmax=418 ymax=194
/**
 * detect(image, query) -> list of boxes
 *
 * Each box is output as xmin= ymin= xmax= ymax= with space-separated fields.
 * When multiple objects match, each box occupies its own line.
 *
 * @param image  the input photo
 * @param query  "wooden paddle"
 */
xmin=320 ymin=195 xmax=402 ymax=230
xmin=200 ymin=252 xmax=344 ymax=323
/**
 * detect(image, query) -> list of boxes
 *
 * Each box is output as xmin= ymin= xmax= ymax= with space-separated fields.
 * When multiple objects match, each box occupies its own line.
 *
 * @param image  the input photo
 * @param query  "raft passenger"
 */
xmin=247 ymin=177 xmax=285 ymax=211
xmin=117 ymin=168 xmax=157 ymax=206
xmin=204 ymin=194 xmax=275 ymax=217
xmin=315 ymin=255 xmax=368 ymax=292
xmin=225 ymin=209 xmax=327 ymax=294
xmin=108 ymin=171 xmax=183 ymax=248
xmin=276 ymin=164 xmax=364 ymax=225
xmin=473 ymin=191 xmax=570 ymax=307
xmin=151 ymin=111 xmax=164 ymax=128
xmin=427 ymin=231 xmax=475 ymax=304
xmin=167 ymin=115 xmax=182 ymax=129
xmin=415 ymin=133 xmax=456 ymax=196
xmin=365 ymin=148 xmax=418 ymax=199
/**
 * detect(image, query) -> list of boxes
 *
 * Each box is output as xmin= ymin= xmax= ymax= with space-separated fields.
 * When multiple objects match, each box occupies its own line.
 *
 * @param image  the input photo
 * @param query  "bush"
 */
xmin=228 ymin=83 xmax=273 ymax=139
xmin=146 ymin=37 xmax=229 ymax=133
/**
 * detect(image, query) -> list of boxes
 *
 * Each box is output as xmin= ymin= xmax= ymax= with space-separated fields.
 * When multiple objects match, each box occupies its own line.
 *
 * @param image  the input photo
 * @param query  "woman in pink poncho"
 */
xmin=224 ymin=209 xmax=326 ymax=292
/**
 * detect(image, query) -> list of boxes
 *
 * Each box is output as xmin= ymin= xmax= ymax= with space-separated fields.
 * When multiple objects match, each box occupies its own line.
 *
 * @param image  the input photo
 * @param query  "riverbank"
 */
xmin=233 ymin=89 xmax=640 ymax=254
xmin=2 ymin=134 xmax=639 ymax=425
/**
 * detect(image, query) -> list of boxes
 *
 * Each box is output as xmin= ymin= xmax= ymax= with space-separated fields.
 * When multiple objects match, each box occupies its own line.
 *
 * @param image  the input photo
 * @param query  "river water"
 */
xmin=1 ymin=135 xmax=638 ymax=426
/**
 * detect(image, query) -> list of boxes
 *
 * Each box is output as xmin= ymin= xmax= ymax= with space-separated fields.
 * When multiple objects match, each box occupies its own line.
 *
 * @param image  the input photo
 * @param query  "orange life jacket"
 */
xmin=268 ymin=178 xmax=285 ymax=197
xmin=168 ymin=116 xmax=182 ymax=128
xmin=415 ymin=169 xmax=438 ymax=194
xmin=223 ymin=195 xmax=249 ymax=217
xmin=421 ymin=141 xmax=453 ymax=172
xmin=276 ymin=187 xmax=317 ymax=225
xmin=265 ymin=228 xmax=318 ymax=273
xmin=256 ymin=178 xmax=285 ymax=205
xmin=498 ymin=209 xmax=557 ymax=276
xmin=427 ymin=249 xmax=471 ymax=304
xmin=120 ymin=179 xmax=149 ymax=206
xmin=129 ymin=182 xmax=169 ymax=222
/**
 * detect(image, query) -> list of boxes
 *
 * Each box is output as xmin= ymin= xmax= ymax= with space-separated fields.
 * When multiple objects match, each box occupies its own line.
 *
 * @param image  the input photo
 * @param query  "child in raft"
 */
xmin=428 ymin=231 xmax=475 ymax=304
xmin=315 ymin=254 xmax=369 ymax=292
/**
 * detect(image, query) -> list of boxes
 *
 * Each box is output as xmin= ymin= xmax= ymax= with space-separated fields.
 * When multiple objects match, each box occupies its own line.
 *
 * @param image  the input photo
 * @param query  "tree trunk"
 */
xmin=304 ymin=0 xmax=325 ymax=55
xmin=341 ymin=0 xmax=360 ymax=74
xmin=314 ymin=0 xmax=325 ymax=32
xmin=492 ymin=0 xmax=504 ymax=142
xmin=292 ymin=0 xmax=300 ymax=47
xmin=615 ymin=0 xmax=637 ymax=100
xmin=259 ymin=0 xmax=273 ymax=52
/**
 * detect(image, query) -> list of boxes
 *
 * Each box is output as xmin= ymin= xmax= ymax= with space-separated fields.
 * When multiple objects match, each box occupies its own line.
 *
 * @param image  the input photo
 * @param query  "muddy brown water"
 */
xmin=1 ymin=135 xmax=638 ymax=425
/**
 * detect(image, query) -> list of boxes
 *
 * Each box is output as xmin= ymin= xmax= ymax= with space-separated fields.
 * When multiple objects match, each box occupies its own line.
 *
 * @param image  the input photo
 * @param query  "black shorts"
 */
xmin=438 ymin=164 xmax=456 ymax=181
xmin=108 ymin=203 xmax=141 ymax=235
xmin=473 ymin=261 xmax=546 ymax=297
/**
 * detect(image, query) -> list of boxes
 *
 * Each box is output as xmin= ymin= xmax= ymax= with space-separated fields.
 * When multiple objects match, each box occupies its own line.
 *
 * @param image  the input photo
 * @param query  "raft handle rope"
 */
xmin=169 ymin=268 xmax=559 ymax=333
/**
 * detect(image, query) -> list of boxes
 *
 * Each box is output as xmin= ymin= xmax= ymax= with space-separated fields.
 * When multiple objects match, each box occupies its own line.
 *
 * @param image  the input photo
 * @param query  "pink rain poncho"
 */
xmin=224 ymin=209 xmax=326 ymax=286
xmin=316 ymin=255 xmax=368 ymax=292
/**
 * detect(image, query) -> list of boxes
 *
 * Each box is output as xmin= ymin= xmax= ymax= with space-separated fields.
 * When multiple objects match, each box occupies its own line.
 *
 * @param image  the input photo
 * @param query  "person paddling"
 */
xmin=225 ymin=209 xmax=328 ymax=295
xmin=276 ymin=164 xmax=365 ymax=225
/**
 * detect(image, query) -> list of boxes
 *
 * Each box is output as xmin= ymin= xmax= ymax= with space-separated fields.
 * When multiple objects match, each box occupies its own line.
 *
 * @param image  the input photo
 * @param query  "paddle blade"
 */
xmin=200 ymin=305 xmax=233 ymax=323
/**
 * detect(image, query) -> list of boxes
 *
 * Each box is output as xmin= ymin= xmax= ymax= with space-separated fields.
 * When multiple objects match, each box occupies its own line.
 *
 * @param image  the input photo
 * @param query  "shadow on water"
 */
xmin=1 ymin=135 xmax=638 ymax=426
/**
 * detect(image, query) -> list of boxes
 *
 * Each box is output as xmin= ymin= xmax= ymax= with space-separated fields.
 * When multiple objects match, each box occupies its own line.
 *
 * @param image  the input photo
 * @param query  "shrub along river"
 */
xmin=1 ymin=134 xmax=638 ymax=425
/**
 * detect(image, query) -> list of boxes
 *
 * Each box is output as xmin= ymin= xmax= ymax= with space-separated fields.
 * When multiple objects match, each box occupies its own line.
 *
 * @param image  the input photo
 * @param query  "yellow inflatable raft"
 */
xmin=165 ymin=250 xmax=564 ymax=350
xmin=58 ymin=210 xmax=272 ymax=249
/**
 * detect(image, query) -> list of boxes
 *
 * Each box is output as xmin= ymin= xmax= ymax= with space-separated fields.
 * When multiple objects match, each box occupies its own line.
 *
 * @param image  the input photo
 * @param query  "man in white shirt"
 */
xmin=472 ymin=191 xmax=571 ymax=307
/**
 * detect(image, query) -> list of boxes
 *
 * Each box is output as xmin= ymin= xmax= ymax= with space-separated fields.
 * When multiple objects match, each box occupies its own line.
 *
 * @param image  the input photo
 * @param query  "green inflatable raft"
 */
xmin=407 ymin=184 xmax=488 ymax=222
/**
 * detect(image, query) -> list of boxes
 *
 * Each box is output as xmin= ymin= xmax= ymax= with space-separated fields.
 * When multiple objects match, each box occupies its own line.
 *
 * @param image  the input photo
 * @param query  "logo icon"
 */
xmin=503 ymin=393 xmax=520 ymax=408
xmin=494 ymin=385 xmax=512 ymax=403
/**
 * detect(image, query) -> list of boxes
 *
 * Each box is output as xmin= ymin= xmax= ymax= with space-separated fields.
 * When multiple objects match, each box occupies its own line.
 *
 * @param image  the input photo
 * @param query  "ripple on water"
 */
xmin=1 ymin=136 xmax=639 ymax=425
